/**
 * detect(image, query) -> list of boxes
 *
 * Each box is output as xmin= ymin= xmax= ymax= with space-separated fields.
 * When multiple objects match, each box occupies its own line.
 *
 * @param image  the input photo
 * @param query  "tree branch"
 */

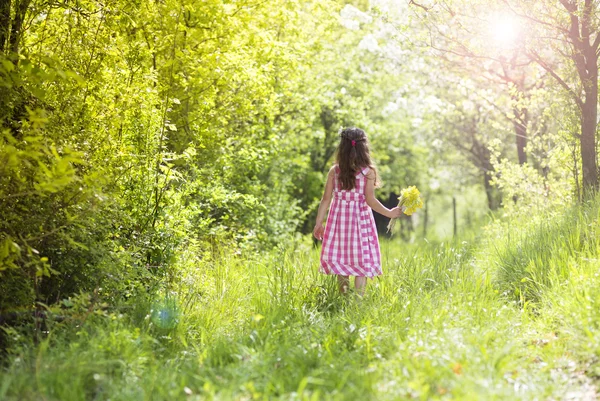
xmin=428 ymin=28 xmax=532 ymax=67
xmin=582 ymin=0 xmax=593 ymax=43
xmin=593 ymin=32 xmax=600 ymax=51
xmin=558 ymin=0 xmax=577 ymax=13
xmin=559 ymin=0 xmax=584 ymax=51
xmin=473 ymin=93 xmax=529 ymax=138
xmin=408 ymin=0 xmax=432 ymax=12
xmin=229 ymin=0 xmax=271 ymax=18
xmin=528 ymin=50 xmax=583 ymax=110
xmin=500 ymin=0 xmax=570 ymax=35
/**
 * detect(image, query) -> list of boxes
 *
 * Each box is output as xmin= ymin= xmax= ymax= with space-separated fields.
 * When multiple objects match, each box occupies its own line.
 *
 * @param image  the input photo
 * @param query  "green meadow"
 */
xmin=3 ymin=1 xmax=600 ymax=400
xmin=2 ymin=197 xmax=599 ymax=400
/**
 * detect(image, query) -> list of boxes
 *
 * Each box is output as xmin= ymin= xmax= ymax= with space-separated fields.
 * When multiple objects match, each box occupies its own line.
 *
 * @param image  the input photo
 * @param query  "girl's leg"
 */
xmin=337 ymin=275 xmax=350 ymax=294
xmin=355 ymin=276 xmax=367 ymax=296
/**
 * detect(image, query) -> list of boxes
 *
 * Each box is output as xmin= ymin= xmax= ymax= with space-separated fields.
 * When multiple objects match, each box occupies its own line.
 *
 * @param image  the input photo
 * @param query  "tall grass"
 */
xmin=490 ymin=198 xmax=600 ymax=304
xmin=2 ymin=197 xmax=600 ymax=400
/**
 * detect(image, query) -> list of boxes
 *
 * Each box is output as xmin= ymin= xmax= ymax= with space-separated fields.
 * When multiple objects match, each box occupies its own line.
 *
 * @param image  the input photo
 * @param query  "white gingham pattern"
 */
xmin=320 ymin=166 xmax=382 ymax=277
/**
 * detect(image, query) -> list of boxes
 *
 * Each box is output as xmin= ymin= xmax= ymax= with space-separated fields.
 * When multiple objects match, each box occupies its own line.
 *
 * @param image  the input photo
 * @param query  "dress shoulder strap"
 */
xmin=360 ymin=166 xmax=370 ymax=176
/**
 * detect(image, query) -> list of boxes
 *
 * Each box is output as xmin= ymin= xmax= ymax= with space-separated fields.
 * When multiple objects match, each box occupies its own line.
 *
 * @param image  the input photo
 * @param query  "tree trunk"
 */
xmin=572 ymin=0 xmax=598 ymax=193
xmin=452 ymin=196 xmax=457 ymax=237
xmin=580 ymin=98 xmax=598 ymax=193
xmin=0 ymin=0 xmax=10 ymax=53
xmin=513 ymin=107 xmax=528 ymax=165
xmin=573 ymin=141 xmax=581 ymax=201
xmin=477 ymin=144 xmax=501 ymax=210
xmin=483 ymin=170 xmax=499 ymax=210
xmin=422 ymin=196 xmax=428 ymax=238
xmin=481 ymin=150 xmax=502 ymax=211
xmin=580 ymin=44 xmax=598 ymax=194
xmin=8 ymin=0 xmax=31 ymax=56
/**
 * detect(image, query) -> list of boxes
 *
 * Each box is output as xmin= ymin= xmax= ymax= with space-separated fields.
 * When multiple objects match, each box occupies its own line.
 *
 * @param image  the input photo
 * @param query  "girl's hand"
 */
xmin=389 ymin=207 xmax=403 ymax=219
xmin=313 ymin=225 xmax=325 ymax=241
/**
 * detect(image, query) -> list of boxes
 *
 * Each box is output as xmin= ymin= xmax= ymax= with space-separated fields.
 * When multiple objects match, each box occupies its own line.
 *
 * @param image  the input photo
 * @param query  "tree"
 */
xmin=407 ymin=0 xmax=599 ymax=193
xmin=514 ymin=0 xmax=599 ymax=193
xmin=0 ymin=0 xmax=31 ymax=56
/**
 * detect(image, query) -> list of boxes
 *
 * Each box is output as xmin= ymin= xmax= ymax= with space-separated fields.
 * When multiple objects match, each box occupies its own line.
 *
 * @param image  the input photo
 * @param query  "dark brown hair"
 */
xmin=336 ymin=127 xmax=379 ymax=190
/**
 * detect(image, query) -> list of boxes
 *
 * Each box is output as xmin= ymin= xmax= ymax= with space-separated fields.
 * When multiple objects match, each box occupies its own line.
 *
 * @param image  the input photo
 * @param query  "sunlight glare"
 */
xmin=490 ymin=14 xmax=520 ymax=48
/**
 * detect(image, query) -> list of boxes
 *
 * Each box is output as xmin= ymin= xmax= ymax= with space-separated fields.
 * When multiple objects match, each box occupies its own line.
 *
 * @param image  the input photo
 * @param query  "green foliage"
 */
xmin=3 ymin=196 xmax=600 ymax=399
xmin=0 ymin=0 xmax=425 ymax=315
xmin=488 ymin=196 xmax=600 ymax=304
xmin=2 ymin=1 xmax=598 ymax=398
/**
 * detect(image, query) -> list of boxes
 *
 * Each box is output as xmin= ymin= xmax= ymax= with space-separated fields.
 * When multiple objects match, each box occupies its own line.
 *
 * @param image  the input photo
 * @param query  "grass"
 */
xmin=1 ymin=198 xmax=600 ymax=400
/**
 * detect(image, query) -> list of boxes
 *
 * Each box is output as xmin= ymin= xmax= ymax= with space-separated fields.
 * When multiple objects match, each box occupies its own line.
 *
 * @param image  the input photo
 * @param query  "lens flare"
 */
xmin=150 ymin=297 xmax=179 ymax=330
xmin=490 ymin=14 xmax=520 ymax=48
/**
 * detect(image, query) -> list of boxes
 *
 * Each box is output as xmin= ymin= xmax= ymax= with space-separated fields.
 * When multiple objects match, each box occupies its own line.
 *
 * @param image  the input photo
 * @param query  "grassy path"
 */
xmin=1 ymin=201 xmax=600 ymax=400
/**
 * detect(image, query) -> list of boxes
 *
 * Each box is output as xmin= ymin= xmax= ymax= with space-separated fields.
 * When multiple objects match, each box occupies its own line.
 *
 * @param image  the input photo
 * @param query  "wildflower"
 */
xmin=387 ymin=186 xmax=424 ymax=233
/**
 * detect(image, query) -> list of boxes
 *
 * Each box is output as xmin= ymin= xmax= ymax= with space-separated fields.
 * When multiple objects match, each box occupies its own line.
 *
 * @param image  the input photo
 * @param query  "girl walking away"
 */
xmin=313 ymin=127 xmax=403 ymax=295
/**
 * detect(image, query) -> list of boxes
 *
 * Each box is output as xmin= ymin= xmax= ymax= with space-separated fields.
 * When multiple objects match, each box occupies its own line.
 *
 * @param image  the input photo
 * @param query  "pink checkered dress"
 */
xmin=320 ymin=166 xmax=382 ymax=277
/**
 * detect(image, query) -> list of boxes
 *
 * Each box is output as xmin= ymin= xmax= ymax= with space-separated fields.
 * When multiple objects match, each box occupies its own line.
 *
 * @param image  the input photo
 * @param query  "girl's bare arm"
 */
xmin=315 ymin=167 xmax=335 ymax=227
xmin=364 ymin=169 xmax=402 ymax=219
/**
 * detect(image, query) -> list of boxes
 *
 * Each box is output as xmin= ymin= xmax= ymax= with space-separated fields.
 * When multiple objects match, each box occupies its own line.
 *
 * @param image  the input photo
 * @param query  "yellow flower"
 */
xmin=399 ymin=186 xmax=423 ymax=216
xmin=387 ymin=185 xmax=424 ymax=233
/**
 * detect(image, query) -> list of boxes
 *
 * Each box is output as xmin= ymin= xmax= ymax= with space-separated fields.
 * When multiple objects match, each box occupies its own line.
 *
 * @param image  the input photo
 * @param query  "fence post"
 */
xmin=452 ymin=196 xmax=457 ymax=237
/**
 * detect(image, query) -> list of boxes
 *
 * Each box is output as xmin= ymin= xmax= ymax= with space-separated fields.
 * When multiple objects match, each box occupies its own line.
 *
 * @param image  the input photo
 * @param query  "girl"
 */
xmin=313 ymin=127 xmax=403 ymax=295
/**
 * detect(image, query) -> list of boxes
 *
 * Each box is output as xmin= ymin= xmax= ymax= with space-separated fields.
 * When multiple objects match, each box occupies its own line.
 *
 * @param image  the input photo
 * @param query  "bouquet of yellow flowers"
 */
xmin=387 ymin=186 xmax=424 ymax=233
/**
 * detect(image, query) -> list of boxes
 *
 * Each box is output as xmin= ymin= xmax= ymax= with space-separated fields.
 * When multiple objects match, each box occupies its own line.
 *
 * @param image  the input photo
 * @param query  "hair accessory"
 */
xmin=351 ymin=140 xmax=356 ymax=147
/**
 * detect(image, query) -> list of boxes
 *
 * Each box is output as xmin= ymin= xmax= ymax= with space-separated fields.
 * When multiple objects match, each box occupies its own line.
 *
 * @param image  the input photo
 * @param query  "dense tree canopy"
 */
xmin=3 ymin=1 xmax=600 ymax=400
xmin=0 ymin=0 xmax=596 ymax=332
